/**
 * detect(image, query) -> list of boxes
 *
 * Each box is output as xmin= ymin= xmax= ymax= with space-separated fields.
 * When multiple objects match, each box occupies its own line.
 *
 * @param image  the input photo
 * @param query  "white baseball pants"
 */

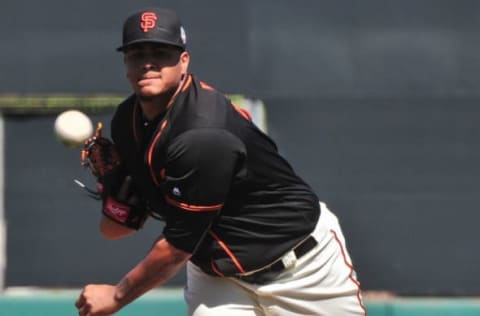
xmin=184 ymin=202 xmax=366 ymax=316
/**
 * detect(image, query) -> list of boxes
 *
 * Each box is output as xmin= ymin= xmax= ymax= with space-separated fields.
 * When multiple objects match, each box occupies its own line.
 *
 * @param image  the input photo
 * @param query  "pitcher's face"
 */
xmin=124 ymin=43 xmax=189 ymax=98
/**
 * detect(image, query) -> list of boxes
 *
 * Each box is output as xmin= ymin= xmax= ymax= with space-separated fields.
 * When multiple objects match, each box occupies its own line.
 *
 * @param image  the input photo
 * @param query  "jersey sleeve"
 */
xmin=161 ymin=128 xmax=247 ymax=253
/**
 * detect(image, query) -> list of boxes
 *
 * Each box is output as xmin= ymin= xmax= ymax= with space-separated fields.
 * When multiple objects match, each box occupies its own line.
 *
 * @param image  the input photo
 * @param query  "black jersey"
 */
xmin=111 ymin=75 xmax=320 ymax=276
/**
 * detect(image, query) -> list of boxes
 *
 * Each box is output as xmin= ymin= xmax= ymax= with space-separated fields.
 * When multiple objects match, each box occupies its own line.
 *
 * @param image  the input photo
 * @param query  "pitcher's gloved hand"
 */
xmin=80 ymin=121 xmax=122 ymax=202
xmin=80 ymin=123 xmax=148 ymax=229
xmin=81 ymin=122 xmax=121 ymax=178
xmin=102 ymin=175 xmax=148 ymax=230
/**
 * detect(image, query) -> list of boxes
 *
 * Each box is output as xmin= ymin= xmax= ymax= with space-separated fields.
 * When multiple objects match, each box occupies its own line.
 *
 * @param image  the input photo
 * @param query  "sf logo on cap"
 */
xmin=140 ymin=12 xmax=157 ymax=32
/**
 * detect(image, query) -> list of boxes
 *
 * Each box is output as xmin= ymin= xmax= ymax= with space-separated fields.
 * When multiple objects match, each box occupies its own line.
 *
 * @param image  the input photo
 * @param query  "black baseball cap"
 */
xmin=117 ymin=8 xmax=187 ymax=51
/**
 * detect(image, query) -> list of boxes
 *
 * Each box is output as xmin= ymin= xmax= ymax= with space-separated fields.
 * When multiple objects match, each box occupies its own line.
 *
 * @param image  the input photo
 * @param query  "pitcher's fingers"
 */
xmin=75 ymin=292 xmax=86 ymax=308
xmin=94 ymin=122 xmax=103 ymax=138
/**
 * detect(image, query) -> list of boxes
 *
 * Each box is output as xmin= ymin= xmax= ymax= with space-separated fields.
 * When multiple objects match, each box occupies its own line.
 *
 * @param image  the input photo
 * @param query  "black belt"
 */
xmin=236 ymin=236 xmax=318 ymax=284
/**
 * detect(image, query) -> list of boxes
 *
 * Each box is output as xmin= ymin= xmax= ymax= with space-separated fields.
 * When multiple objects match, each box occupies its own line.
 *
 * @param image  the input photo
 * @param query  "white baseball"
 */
xmin=54 ymin=110 xmax=94 ymax=147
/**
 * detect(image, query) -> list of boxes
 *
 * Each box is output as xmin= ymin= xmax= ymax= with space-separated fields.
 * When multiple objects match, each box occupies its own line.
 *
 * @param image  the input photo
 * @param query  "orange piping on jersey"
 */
xmin=200 ymin=81 xmax=215 ymax=91
xmin=162 ymin=74 xmax=192 ymax=109
xmin=145 ymin=75 xmax=192 ymax=184
xmin=330 ymin=229 xmax=367 ymax=316
xmin=211 ymin=261 xmax=224 ymax=277
xmin=135 ymin=75 xmax=189 ymax=147
xmin=164 ymin=195 xmax=223 ymax=212
xmin=209 ymin=231 xmax=246 ymax=274
xmin=231 ymin=103 xmax=252 ymax=121
xmin=147 ymin=120 xmax=168 ymax=186
xmin=181 ymin=75 xmax=193 ymax=92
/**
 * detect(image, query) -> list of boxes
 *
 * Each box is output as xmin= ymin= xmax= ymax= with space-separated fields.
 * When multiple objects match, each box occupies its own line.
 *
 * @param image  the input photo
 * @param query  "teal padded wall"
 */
xmin=2 ymin=290 xmax=480 ymax=316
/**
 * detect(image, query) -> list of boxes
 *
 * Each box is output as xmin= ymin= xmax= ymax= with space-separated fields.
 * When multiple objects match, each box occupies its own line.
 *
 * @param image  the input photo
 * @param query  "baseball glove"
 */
xmin=81 ymin=122 xmax=121 ymax=178
xmin=102 ymin=175 xmax=148 ymax=229
xmin=80 ymin=122 xmax=148 ymax=229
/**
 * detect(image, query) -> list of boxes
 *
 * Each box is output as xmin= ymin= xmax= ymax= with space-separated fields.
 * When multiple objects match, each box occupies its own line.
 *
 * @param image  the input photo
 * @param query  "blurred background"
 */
xmin=1 ymin=0 xmax=480 ymax=315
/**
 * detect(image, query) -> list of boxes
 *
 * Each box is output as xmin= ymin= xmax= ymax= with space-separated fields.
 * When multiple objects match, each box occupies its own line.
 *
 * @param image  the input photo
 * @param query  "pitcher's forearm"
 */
xmin=114 ymin=238 xmax=191 ymax=305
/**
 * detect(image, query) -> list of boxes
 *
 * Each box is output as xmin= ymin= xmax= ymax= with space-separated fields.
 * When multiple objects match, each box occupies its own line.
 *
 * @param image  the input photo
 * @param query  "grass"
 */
xmin=0 ymin=94 xmax=124 ymax=115
xmin=0 ymin=94 xmax=250 ymax=115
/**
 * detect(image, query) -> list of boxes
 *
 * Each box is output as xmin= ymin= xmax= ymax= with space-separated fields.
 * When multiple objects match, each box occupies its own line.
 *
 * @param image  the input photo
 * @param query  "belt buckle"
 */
xmin=281 ymin=250 xmax=297 ymax=269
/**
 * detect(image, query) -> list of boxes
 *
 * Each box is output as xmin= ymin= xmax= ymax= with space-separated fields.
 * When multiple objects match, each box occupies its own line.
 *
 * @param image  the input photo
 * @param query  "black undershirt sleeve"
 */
xmin=161 ymin=128 xmax=247 ymax=253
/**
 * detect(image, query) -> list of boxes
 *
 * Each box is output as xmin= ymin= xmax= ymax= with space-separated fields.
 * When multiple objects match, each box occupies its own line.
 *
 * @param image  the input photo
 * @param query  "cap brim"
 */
xmin=116 ymin=39 xmax=185 ymax=51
